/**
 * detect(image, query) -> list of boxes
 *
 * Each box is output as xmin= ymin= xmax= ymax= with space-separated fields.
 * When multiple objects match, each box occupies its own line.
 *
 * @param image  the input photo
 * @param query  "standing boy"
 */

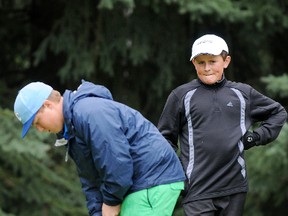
xmin=14 ymin=80 xmax=186 ymax=216
xmin=158 ymin=34 xmax=287 ymax=216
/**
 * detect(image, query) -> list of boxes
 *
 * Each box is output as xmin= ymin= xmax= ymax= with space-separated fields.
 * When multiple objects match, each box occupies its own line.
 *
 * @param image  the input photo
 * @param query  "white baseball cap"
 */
xmin=190 ymin=34 xmax=229 ymax=61
xmin=14 ymin=82 xmax=53 ymax=138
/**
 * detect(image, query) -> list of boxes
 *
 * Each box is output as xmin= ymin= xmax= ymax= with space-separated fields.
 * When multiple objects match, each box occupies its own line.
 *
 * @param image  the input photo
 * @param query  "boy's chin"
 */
xmin=198 ymin=75 xmax=222 ymax=85
xmin=200 ymin=79 xmax=219 ymax=85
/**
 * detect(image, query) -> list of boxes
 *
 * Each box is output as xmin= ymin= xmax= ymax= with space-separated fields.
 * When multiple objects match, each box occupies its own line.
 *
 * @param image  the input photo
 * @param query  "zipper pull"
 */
xmin=65 ymin=149 xmax=69 ymax=162
xmin=54 ymin=138 xmax=68 ymax=147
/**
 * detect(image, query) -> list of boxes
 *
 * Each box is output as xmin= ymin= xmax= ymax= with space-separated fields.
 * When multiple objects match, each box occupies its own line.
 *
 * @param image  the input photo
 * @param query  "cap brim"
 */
xmin=190 ymin=53 xmax=205 ymax=61
xmin=21 ymin=112 xmax=37 ymax=138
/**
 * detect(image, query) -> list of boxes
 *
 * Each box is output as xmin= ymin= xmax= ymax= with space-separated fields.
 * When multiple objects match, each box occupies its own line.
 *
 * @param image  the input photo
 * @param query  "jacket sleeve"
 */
xmin=78 ymin=102 xmax=134 ymax=207
xmin=81 ymin=182 xmax=102 ymax=216
xmin=158 ymin=91 xmax=183 ymax=151
xmin=249 ymin=87 xmax=287 ymax=145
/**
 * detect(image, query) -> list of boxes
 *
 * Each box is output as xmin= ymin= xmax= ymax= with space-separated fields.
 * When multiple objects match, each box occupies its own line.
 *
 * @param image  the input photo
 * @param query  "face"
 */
xmin=192 ymin=54 xmax=231 ymax=85
xmin=32 ymin=99 xmax=64 ymax=134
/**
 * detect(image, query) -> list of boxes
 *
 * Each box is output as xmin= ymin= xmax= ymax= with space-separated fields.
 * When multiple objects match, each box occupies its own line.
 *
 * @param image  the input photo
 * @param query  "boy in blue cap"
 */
xmin=14 ymin=80 xmax=186 ymax=216
xmin=158 ymin=34 xmax=287 ymax=216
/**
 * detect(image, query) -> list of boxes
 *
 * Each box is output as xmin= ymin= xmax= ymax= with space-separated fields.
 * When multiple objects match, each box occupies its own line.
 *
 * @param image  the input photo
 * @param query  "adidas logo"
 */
xmin=227 ymin=101 xmax=233 ymax=107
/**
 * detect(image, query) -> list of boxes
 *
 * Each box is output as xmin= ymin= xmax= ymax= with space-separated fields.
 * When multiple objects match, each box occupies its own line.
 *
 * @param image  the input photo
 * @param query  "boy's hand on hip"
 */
xmin=242 ymin=131 xmax=260 ymax=150
xmin=102 ymin=203 xmax=121 ymax=216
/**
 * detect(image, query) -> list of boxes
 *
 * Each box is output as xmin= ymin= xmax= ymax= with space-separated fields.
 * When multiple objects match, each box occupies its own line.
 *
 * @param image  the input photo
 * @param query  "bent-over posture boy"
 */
xmin=14 ymin=80 xmax=186 ymax=216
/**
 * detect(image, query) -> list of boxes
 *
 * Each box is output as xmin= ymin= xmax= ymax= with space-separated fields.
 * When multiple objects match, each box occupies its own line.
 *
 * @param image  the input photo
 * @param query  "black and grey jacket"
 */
xmin=158 ymin=78 xmax=287 ymax=203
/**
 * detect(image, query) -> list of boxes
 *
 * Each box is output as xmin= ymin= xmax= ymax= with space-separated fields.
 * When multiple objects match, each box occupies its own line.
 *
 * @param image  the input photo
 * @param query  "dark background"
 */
xmin=0 ymin=0 xmax=287 ymax=215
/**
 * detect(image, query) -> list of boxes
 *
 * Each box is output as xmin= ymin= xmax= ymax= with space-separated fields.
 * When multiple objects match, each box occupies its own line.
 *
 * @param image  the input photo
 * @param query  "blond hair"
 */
xmin=47 ymin=90 xmax=61 ymax=102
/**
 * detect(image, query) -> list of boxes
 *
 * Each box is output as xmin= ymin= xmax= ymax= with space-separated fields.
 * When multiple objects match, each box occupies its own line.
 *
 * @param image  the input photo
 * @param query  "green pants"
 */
xmin=120 ymin=181 xmax=184 ymax=216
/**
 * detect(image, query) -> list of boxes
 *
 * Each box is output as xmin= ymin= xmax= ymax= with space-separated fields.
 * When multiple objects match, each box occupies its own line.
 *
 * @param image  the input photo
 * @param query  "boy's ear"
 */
xmin=43 ymin=99 xmax=53 ymax=108
xmin=224 ymin=56 xmax=231 ymax=68
xmin=191 ymin=59 xmax=197 ymax=67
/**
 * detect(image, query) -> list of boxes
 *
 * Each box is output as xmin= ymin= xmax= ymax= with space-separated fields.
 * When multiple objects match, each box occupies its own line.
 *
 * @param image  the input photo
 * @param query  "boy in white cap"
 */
xmin=14 ymin=80 xmax=186 ymax=216
xmin=158 ymin=34 xmax=287 ymax=215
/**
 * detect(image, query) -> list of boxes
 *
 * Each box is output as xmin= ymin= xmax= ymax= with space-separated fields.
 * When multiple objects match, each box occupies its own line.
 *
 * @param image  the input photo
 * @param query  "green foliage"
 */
xmin=33 ymin=0 xmax=97 ymax=82
xmin=98 ymin=0 xmax=135 ymax=10
xmin=242 ymin=74 xmax=288 ymax=216
xmin=3 ymin=0 xmax=288 ymax=120
xmin=0 ymin=108 xmax=87 ymax=216
xmin=261 ymin=74 xmax=288 ymax=98
xmin=1 ymin=0 xmax=288 ymax=214
xmin=165 ymin=0 xmax=251 ymax=22
xmin=245 ymin=123 xmax=288 ymax=216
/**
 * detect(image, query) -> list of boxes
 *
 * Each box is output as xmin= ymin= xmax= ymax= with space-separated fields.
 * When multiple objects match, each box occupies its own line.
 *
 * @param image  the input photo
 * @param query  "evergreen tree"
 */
xmin=0 ymin=0 xmax=287 ymax=215
xmin=245 ymin=124 xmax=288 ymax=216
xmin=0 ymin=108 xmax=87 ymax=216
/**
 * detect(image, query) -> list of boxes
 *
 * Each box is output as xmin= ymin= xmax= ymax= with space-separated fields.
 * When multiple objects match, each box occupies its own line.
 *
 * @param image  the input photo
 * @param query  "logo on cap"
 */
xmin=190 ymin=34 xmax=229 ymax=61
xmin=15 ymin=112 xmax=22 ymax=121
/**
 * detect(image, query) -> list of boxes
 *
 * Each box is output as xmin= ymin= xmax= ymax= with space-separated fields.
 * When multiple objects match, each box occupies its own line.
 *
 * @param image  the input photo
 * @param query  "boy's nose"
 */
xmin=204 ymin=63 xmax=211 ymax=71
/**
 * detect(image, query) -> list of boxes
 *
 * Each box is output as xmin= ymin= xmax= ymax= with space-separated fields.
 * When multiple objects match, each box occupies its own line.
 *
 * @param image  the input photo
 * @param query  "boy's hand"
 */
xmin=102 ymin=203 xmax=121 ymax=216
xmin=242 ymin=131 xmax=260 ymax=150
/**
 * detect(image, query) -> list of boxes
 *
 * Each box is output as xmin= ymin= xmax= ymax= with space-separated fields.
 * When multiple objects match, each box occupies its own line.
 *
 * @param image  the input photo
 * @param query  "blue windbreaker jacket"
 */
xmin=59 ymin=80 xmax=185 ymax=216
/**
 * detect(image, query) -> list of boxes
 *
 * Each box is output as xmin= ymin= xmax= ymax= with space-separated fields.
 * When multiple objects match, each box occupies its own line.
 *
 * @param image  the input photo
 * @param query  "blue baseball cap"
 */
xmin=14 ymin=82 xmax=53 ymax=138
